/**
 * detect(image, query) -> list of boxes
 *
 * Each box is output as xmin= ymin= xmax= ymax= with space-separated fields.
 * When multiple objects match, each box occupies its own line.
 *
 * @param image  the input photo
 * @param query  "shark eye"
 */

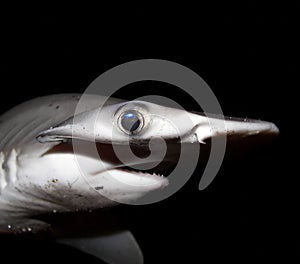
xmin=118 ymin=110 xmax=144 ymax=135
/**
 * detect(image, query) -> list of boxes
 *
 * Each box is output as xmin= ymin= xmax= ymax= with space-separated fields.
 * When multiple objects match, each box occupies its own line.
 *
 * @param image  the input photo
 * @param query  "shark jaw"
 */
xmin=89 ymin=141 xmax=178 ymax=191
xmin=39 ymin=140 xmax=174 ymax=206
xmin=95 ymin=168 xmax=169 ymax=191
xmin=78 ymin=139 xmax=184 ymax=203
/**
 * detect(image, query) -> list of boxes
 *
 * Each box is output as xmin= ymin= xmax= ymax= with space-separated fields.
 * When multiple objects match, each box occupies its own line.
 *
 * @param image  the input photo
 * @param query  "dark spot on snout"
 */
xmin=48 ymin=103 xmax=53 ymax=107
xmin=95 ymin=186 xmax=104 ymax=190
xmin=55 ymin=105 xmax=60 ymax=109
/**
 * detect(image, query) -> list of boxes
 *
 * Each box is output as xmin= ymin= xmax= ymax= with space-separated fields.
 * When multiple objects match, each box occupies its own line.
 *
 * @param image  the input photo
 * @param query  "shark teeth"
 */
xmin=120 ymin=168 xmax=164 ymax=178
xmin=152 ymin=172 xmax=164 ymax=178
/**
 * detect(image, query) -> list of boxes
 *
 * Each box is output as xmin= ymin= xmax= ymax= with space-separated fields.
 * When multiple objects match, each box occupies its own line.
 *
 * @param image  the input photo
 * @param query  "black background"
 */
xmin=0 ymin=2 xmax=298 ymax=263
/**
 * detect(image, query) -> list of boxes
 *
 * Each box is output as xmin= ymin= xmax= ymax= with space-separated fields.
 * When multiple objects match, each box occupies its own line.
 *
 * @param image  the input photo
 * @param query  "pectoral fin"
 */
xmin=57 ymin=230 xmax=143 ymax=264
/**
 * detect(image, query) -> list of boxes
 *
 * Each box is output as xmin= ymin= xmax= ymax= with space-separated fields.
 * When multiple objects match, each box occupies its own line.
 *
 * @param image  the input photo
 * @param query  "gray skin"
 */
xmin=0 ymin=94 xmax=279 ymax=263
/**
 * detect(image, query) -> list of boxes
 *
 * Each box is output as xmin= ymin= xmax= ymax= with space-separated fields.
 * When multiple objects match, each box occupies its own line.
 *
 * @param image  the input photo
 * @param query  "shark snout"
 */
xmin=181 ymin=111 xmax=279 ymax=144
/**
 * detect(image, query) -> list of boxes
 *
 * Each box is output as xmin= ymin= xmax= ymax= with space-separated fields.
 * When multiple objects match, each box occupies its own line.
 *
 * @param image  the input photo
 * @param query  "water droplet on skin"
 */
xmin=22 ymin=228 xmax=26 ymax=232
xmin=88 ymin=209 xmax=92 ymax=213
xmin=53 ymin=209 xmax=57 ymax=213
xmin=27 ymin=227 xmax=32 ymax=232
xmin=7 ymin=225 xmax=11 ymax=229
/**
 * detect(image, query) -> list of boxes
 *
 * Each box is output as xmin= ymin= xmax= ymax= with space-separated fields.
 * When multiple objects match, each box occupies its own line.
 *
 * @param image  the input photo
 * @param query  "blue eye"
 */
xmin=124 ymin=113 xmax=135 ymax=118
xmin=119 ymin=110 xmax=143 ymax=134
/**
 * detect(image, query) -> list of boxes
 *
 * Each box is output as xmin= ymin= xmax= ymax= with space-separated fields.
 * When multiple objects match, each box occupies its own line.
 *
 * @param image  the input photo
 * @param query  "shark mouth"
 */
xmin=95 ymin=141 xmax=182 ymax=181
xmin=45 ymin=140 xmax=183 ymax=187
xmin=85 ymin=142 xmax=183 ymax=191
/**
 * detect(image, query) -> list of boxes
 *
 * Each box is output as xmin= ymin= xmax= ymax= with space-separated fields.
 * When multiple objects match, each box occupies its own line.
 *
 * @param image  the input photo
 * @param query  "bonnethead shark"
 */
xmin=0 ymin=94 xmax=279 ymax=263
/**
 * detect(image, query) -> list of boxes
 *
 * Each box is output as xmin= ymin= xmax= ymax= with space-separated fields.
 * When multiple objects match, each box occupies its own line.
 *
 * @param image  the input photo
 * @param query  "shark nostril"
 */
xmin=118 ymin=110 xmax=144 ymax=135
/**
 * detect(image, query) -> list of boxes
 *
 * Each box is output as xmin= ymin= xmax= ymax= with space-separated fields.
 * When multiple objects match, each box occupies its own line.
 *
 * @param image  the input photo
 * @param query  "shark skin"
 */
xmin=0 ymin=94 xmax=279 ymax=263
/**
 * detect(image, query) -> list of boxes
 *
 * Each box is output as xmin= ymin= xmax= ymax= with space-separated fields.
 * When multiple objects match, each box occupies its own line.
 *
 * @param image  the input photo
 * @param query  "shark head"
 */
xmin=0 ymin=93 xmax=279 ymax=238
xmin=35 ymin=98 xmax=279 ymax=206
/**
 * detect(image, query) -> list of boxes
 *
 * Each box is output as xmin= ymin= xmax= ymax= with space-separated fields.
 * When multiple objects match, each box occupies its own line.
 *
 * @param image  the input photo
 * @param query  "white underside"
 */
xmin=0 ymin=149 xmax=168 ymax=223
